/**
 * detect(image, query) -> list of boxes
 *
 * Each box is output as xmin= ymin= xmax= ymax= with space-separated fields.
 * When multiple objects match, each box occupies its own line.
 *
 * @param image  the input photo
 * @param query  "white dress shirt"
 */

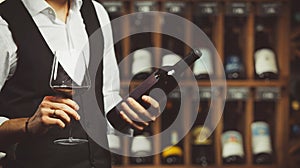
xmin=0 ymin=0 xmax=122 ymax=129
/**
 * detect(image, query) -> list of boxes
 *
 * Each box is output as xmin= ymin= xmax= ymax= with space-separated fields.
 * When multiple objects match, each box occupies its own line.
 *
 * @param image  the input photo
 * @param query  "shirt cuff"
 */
xmin=0 ymin=116 xmax=8 ymax=126
xmin=0 ymin=117 xmax=8 ymax=160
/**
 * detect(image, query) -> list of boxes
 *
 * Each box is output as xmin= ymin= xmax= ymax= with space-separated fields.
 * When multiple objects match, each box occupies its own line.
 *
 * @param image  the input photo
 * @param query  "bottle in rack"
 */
xmin=131 ymin=49 xmax=154 ymax=80
xmin=101 ymin=1 xmax=123 ymax=64
xmin=107 ymin=134 xmax=123 ymax=165
xmin=160 ymin=91 xmax=183 ymax=164
xmin=162 ymin=130 xmax=183 ymax=164
xmin=130 ymin=1 xmax=157 ymax=52
xmin=290 ymin=98 xmax=300 ymax=139
xmin=222 ymin=102 xmax=245 ymax=164
xmin=252 ymin=101 xmax=274 ymax=164
xmin=290 ymin=79 xmax=300 ymax=139
xmin=191 ymin=101 xmax=214 ymax=166
xmin=193 ymin=48 xmax=214 ymax=80
xmin=162 ymin=2 xmax=187 ymax=56
xmin=192 ymin=2 xmax=216 ymax=40
xmin=254 ymin=18 xmax=279 ymax=80
xmin=224 ymin=23 xmax=245 ymax=80
xmin=130 ymin=129 xmax=153 ymax=165
xmin=107 ymin=49 xmax=202 ymax=133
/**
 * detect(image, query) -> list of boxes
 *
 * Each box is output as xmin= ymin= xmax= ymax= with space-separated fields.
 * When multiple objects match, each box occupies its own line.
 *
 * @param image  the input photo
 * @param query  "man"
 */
xmin=0 ymin=0 xmax=159 ymax=167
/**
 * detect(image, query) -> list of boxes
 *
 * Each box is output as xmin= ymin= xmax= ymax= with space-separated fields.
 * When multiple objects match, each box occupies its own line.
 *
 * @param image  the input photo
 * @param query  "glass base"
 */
xmin=53 ymin=137 xmax=88 ymax=146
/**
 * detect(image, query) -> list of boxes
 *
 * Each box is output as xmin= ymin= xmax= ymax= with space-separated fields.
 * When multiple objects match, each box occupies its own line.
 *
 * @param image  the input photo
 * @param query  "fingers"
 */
xmin=51 ymin=109 xmax=71 ymax=123
xmin=38 ymin=96 xmax=80 ymax=129
xmin=42 ymin=113 xmax=66 ymax=128
xmin=126 ymin=97 xmax=156 ymax=122
xmin=46 ymin=96 xmax=80 ymax=111
xmin=119 ymin=111 xmax=144 ymax=131
xmin=120 ymin=102 xmax=149 ymax=126
xmin=119 ymin=96 xmax=161 ymax=131
xmin=42 ymin=96 xmax=80 ymax=120
xmin=142 ymin=95 xmax=161 ymax=116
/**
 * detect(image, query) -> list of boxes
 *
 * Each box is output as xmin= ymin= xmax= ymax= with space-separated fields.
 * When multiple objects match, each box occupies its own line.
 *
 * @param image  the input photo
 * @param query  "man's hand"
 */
xmin=119 ymin=95 xmax=160 ymax=131
xmin=27 ymin=96 xmax=80 ymax=135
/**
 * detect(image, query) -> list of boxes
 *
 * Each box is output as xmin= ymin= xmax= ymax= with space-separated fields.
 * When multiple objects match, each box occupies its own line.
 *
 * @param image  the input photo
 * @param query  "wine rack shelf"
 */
xmin=98 ymin=0 xmax=292 ymax=168
xmin=112 ymin=165 xmax=278 ymax=168
xmin=124 ymin=80 xmax=289 ymax=87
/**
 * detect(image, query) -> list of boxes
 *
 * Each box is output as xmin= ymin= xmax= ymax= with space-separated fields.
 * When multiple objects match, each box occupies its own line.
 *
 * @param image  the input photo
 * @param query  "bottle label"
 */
xmin=192 ymin=126 xmax=212 ymax=145
xmin=131 ymin=135 xmax=152 ymax=155
xmin=254 ymin=48 xmax=278 ymax=75
xmin=225 ymin=55 xmax=243 ymax=73
xmin=193 ymin=48 xmax=214 ymax=75
xmin=222 ymin=131 xmax=244 ymax=158
xmin=162 ymin=146 xmax=183 ymax=158
xmin=132 ymin=49 xmax=153 ymax=75
xmin=171 ymin=131 xmax=179 ymax=145
xmin=251 ymin=122 xmax=272 ymax=154
xmin=107 ymin=134 xmax=121 ymax=150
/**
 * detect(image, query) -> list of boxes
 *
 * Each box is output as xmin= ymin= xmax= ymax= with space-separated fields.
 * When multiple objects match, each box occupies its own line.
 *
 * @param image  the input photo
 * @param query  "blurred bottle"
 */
xmin=222 ymin=102 xmax=245 ymax=164
xmin=130 ymin=131 xmax=153 ymax=164
xmin=131 ymin=49 xmax=153 ymax=80
xmin=224 ymin=28 xmax=245 ymax=80
xmin=291 ymin=124 xmax=300 ymax=139
xmin=160 ymin=89 xmax=183 ymax=164
xmin=162 ymin=53 xmax=182 ymax=67
xmin=254 ymin=20 xmax=279 ymax=80
xmin=191 ymin=101 xmax=214 ymax=166
xmin=193 ymin=48 xmax=214 ymax=80
xmin=291 ymin=99 xmax=300 ymax=141
xmin=252 ymin=103 xmax=273 ymax=164
xmin=130 ymin=2 xmax=157 ymax=52
xmin=291 ymin=79 xmax=300 ymax=113
xmin=161 ymin=53 xmax=183 ymax=80
xmin=162 ymin=2 xmax=186 ymax=56
xmin=107 ymin=134 xmax=122 ymax=165
xmin=291 ymin=0 xmax=300 ymax=27
xmin=102 ymin=1 xmax=123 ymax=64
xmin=162 ymin=130 xmax=183 ymax=164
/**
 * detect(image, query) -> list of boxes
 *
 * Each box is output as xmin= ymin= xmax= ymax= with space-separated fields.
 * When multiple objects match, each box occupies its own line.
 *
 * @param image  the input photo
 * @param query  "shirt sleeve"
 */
xmin=0 ymin=16 xmax=18 ymax=92
xmin=92 ymin=1 xmax=133 ymax=135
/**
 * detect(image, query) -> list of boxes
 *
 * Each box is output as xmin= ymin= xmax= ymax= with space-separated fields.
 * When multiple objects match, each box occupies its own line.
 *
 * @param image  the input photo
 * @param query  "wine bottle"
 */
xmin=102 ymin=1 xmax=123 ymax=64
xmin=160 ymin=90 xmax=181 ymax=132
xmin=191 ymin=126 xmax=214 ymax=166
xmin=130 ymin=2 xmax=156 ymax=52
xmin=254 ymin=19 xmax=279 ymax=80
xmin=291 ymin=0 xmax=300 ymax=28
xmin=251 ymin=123 xmax=272 ymax=164
xmin=130 ymin=132 xmax=153 ymax=164
xmin=193 ymin=48 xmax=214 ymax=80
xmin=290 ymin=86 xmax=300 ymax=139
xmin=162 ymin=54 xmax=182 ymax=67
xmin=107 ymin=49 xmax=202 ymax=133
xmin=162 ymin=130 xmax=183 ymax=164
xmin=107 ymin=134 xmax=122 ymax=165
xmin=191 ymin=101 xmax=214 ymax=166
xmin=252 ymin=102 xmax=273 ymax=164
xmin=162 ymin=2 xmax=186 ymax=57
xmin=131 ymin=49 xmax=153 ymax=80
xmin=224 ymin=27 xmax=245 ymax=80
xmin=222 ymin=102 xmax=245 ymax=164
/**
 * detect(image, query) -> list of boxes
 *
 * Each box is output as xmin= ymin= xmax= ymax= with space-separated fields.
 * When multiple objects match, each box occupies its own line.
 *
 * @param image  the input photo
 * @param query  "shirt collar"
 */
xmin=22 ymin=0 xmax=50 ymax=16
xmin=22 ymin=0 xmax=83 ymax=16
xmin=72 ymin=0 xmax=83 ymax=11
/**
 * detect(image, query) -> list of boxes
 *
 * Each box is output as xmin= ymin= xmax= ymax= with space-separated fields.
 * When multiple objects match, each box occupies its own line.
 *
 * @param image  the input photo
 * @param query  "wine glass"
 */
xmin=50 ymin=51 xmax=91 ymax=145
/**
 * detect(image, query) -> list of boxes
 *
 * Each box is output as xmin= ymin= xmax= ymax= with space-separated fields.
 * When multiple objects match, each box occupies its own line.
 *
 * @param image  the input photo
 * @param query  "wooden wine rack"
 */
xmin=98 ymin=0 xmax=291 ymax=168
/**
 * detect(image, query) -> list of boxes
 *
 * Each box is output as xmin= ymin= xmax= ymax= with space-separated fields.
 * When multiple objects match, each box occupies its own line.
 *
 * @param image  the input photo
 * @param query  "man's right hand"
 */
xmin=27 ymin=96 xmax=80 ymax=135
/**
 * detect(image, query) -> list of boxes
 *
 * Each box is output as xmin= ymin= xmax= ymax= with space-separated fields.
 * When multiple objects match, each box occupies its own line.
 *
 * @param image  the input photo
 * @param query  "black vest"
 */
xmin=0 ymin=0 xmax=111 ymax=167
